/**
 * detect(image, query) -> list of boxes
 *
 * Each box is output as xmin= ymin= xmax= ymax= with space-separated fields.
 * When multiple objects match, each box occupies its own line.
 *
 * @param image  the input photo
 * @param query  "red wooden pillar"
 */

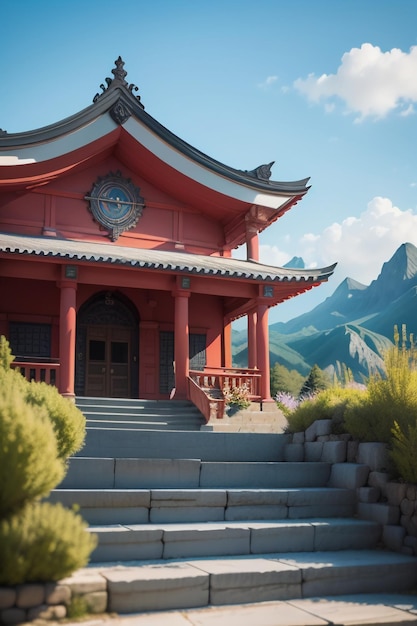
xmin=172 ymin=287 xmax=190 ymax=399
xmin=246 ymin=228 xmax=259 ymax=261
xmin=223 ymin=320 xmax=232 ymax=368
xmin=247 ymin=310 xmax=257 ymax=369
xmin=256 ymin=302 xmax=272 ymax=402
xmin=58 ymin=270 xmax=77 ymax=399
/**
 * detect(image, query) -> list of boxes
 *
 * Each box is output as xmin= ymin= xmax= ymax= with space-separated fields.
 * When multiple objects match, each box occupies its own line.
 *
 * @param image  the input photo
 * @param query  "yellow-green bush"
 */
xmin=391 ymin=421 xmax=417 ymax=484
xmin=0 ymin=336 xmax=96 ymax=585
xmin=0 ymin=370 xmax=65 ymax=516
xmin=0 ymin=502 xmax=97 ymax=585
xmin=23 ymin=380 xmax=86 ymax=458
xmin=286 ymin=387 xmax=367 ymax=434
xmin=344 ymin=328 xmax=417 ymax=444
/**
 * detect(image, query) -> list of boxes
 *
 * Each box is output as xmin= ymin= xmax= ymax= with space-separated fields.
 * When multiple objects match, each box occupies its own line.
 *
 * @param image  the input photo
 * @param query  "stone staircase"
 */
xmin=76 ymin=396 xmax=206 ymax=431
xmin=49 ymin=407 xmax=417 ymax=615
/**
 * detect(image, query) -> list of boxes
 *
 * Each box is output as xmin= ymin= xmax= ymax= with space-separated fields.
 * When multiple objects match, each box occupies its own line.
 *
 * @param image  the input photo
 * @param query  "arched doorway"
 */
xmin=75 ymin=291 xmax=139 ymax=398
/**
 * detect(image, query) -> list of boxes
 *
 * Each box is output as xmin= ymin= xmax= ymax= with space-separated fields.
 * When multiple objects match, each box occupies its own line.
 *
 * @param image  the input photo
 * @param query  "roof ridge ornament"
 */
xmin=93 ymin=57 xmax=144 ymax=109
xmin=244 ymin=161 xmax=275 ymax=181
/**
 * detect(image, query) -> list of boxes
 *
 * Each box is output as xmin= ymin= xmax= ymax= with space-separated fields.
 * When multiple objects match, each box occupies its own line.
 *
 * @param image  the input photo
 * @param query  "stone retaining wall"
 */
xmin=285 ymin=419 xmax=417 ymax=556
xmin=0 ymin=573 xmax=107 ymax=625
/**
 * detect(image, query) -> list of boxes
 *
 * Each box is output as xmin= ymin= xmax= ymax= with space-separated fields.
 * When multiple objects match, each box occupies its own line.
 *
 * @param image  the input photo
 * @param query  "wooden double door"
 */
xmin=85 ymin=325 xmax=131 ymax=398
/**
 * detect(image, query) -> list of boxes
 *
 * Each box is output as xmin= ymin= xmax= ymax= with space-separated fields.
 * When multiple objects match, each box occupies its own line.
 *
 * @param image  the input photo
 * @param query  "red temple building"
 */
xmin=0 ymin=58 xmax=335 ymax=421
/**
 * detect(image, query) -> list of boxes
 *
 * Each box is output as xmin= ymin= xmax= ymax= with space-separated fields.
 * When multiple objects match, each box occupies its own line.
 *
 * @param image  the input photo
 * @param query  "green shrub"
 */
xmin=0 ymin=370 xmax=65 ymax=517
xmin=0 ymin=502 xmax=97 ymax=585
xmin=23 ymin=380 xmax=86 ymax=459
xmin=391 ymin=421 xmax=417 ymax=484
xmin=0 ymin=335 xmax=14 ymax=371
xmin=344 ymin=328 xmax=417 ymax=444
xmin=286 ymin=387 xmax=367 ymax=434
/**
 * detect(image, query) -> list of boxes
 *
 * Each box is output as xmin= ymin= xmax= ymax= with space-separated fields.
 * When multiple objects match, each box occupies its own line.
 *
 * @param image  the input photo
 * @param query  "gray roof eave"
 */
xmin=0 ymin=233 xmax=336 ymax=284
xmin=0 ymin=87 xmax=310 ymax=196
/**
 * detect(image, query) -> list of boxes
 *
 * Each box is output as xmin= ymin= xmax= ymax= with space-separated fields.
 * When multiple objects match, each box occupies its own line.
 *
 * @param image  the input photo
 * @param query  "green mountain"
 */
xmin=232 ymin=243 xmax=417 ymax=382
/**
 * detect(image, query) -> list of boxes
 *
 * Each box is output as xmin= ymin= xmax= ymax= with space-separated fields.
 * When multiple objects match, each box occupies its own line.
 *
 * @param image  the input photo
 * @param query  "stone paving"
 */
xmin=48 ymin=593 xmax=417 ymax=625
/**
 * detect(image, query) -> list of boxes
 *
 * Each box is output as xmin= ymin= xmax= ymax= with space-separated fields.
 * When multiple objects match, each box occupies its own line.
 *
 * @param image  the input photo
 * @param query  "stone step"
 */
xmin=85 ymin=518 xmax=381 ymax=563
xmin=76 ymin=397 xmax=193 ymax=409
xmin=60 ymin=458 xmax=331 ymax=489
xmin=77 ymin=430 xmax=290 ymax=461
xmin=74 ymin=550 xmax=417 ymax=613
xmin=86 ymin=418 xmax=203 ymax=431
xmin=49 ymin=487 xmax=356 ymax=525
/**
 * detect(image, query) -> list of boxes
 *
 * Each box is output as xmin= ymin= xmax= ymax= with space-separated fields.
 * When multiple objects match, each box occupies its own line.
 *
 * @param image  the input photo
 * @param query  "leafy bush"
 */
xmin=0 ymin=335 xmax=14 ymax=371
xmin=0 ymin=370 xmax=65 ymax=517
xmin=23 ymin=380 xmax=86 ymax=458
xmin=286 ymin=386 xmax=366 ymax=434
xmin=344 ymin=327 xmax=417 ymax=444
xmin=0 ymin=336 xmax=96 ymax=585
xmin=0 ymin=502 xmax=97 ymax=585
xmin=391 ymin=421 xmax=417 ymax=484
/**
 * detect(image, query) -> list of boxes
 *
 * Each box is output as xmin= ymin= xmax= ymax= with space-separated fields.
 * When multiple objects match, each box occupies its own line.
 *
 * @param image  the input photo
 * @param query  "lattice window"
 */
xmin=9 ymin=322 xmax=51 ymax=360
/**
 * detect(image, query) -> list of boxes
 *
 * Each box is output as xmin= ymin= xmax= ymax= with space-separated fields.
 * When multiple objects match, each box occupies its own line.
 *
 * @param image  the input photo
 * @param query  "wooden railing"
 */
xmin=11 ymin=361 xmax=60 ymax=387
xmin=188 ymin=367 xmax=262 ymax=422
xmin=187 ymin=376 xmax=225 ymax=423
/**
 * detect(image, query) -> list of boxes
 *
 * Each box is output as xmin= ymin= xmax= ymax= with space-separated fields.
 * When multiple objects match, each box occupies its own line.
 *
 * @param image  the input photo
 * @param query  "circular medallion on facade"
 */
xmin=86 ymin=171 xmax=145 ymax=241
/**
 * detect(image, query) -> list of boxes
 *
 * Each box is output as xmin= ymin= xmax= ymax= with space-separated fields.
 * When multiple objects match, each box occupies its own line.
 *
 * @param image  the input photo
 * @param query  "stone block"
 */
xmin=313 ymin=519 xmax=381 ymax=551
xmin=292 ymin=432 xmax=305 ymax=444
xmin=60 ymin=457 xmax=115 ymax=489
xmin=90 ymin=525 xmax=163 ymax=562
xmin=328 ymin=463 xmax=369 ymax=489
xmin=357 ymin=442 xmax=390 ymax=472
xmin=407 ymin=485 xmax=417 ymax=501
xmin=250 ymin=522 xmax=314 ymax=553
xmin=225 ymin=505 xmax=287 ymax=521
xmin=0 ymin=608 xmax=26 ymax=624
xmin=386 ymin=481 xmax=407 ymax=506
xmin=150 ymin=489 xmax=226 ymax=523
xmin=161 ymin=525 xmax=250 ymax=558
xmin=383 ymin=524 xmax=406 ymax=551
xmin=44 ymin=583 xmax=71 ymax=605
xmin=347 ymin=440 xmax=359 ymax=463
xmin=401 ymin=499 xmax=415 ymax=516
xmin=304 ymin=442 xmax=323 ymax=462
xmin=357 ymin=487 xmax=380 ymax=503
xmin=16 ymin=584 xmax=44 ymax=609
xmin=305 ymin=419 xmax=332 ymax=442
xmin=316 ymin=435 xmax=330 ymax=442
xmin=321 ymin=441 xmax=347 ymax=464
xmin=357 ymin=502 xmax=400 ymax=525
xmin=404 ymin=535 xmax=417 ymax=554
xmin=368 ymin=471 xmax=391 ymax=494
xmin=194 ymin=557 xmax=302 ymax=605
xmin=59 ymin=571 xmax=107 ymax=595
xmin=115 ymin=459 xmax=201 ymax=489
xmin=283 ymin=443 xmax=304 ymax=462
xmin=27 ymin=604 xmax=67 ymax=621
xmin=105 ymin=563 xmax=209 ymax=613
xmin=226 ymin=489 xmax=288 ymax=507
xmin=82 ymin=591 xmax=108 ymax=614
xmin=0 ymin=588 xmax=16 ymax=610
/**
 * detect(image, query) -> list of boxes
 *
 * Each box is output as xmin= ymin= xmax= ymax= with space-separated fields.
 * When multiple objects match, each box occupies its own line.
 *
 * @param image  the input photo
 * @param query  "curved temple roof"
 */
xmin=0 ymin=57 xmax=309 ymax=200
xmin=0 ymin=232 xmax=336 ymax=284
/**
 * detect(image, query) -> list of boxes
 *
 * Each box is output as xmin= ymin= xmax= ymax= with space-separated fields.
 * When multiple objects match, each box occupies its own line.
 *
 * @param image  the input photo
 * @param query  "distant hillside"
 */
xmin=233 ymin=242 xmax=417 ymax=382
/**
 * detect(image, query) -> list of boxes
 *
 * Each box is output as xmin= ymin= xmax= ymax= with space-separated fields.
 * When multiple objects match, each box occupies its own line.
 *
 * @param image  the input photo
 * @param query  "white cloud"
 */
xmin=258 ymin=75 xmax=278 ymax=89
xmin=260 ymin=197 xmax=417 ymax=285
xmin=294 ymin=44 xmax=417 ymax=120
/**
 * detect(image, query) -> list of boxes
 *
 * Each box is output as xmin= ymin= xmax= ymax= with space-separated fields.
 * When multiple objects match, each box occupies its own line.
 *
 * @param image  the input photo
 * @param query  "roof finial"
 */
xmin=111 ymin=56 xmax=128 ymax=86
xmin=93 ymin=57 xmax=143 ymax=108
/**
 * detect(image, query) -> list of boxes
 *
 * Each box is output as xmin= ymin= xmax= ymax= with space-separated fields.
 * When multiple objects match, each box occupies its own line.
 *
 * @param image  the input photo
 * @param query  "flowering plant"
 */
xmin=223 ymin=383 xmax=251 ymax=410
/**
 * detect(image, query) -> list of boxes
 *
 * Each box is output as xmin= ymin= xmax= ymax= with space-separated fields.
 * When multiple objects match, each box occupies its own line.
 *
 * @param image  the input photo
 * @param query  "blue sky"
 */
xmin=2 ymin=0 xmax=417 ymax=324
